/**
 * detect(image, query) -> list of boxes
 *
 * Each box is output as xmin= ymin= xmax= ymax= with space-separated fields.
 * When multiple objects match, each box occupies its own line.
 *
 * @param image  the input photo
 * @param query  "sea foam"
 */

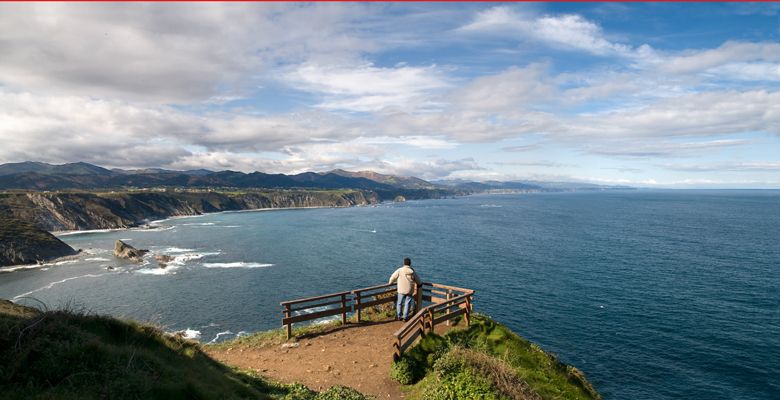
xmin=202 ymin=262 xmax=273 ymax=269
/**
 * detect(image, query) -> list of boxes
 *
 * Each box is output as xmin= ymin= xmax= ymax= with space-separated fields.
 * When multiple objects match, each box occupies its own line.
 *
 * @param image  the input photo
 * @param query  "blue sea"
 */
xmin=1 ymin=191 xmax=779 ymax=399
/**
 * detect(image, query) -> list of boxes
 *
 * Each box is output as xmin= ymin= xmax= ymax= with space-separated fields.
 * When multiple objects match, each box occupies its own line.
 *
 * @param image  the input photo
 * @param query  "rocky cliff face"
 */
xmin=0 ymin=215 xmax=77 ymax=267
xmin=0 ymin=190 xmax=380 ymax=232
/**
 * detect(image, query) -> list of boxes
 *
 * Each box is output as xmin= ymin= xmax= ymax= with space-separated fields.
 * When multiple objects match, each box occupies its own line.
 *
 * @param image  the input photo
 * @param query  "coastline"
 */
xmin=52 ymin=203 xmax=363 ymax=236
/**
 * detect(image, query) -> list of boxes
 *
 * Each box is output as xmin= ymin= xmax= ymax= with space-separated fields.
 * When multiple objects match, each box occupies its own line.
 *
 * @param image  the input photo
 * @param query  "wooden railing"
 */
xmin=393 ymin=283 xmax=474 ymax=361
xmin=280 ymin=282 xmax=475 ymax=361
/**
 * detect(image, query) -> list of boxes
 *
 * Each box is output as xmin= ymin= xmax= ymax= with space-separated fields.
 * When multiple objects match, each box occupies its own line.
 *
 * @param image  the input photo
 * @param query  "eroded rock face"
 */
xmin=0 ymin=215 xmax=78 ymax=267
xmin=113 ymin=240 xmax=148 ymax=263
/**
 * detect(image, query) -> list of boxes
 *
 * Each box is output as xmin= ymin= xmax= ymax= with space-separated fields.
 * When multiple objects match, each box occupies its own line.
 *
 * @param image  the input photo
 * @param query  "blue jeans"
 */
xmin=397 ymin=293 xmax=414 ymax=320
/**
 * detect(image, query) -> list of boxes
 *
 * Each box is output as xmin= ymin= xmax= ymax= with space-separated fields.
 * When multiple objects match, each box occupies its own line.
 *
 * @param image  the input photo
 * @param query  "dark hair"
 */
xmin=403 ymin=257 xmax=412 ymax=266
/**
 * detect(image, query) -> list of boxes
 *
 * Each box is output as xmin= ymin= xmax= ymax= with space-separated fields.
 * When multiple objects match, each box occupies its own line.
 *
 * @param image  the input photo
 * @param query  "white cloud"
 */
xmin=659 ymin=162 xmax=780 ymax=172
xmin=459 ymin=7 xmax=636 ymax=57
xmin=450 ymin=64 xmax=554 ymax=111
xmin=0 ymin=3 xmax=377 ymax=103
xmin=662 ymin=41 xmax=780 ymax=75
xmin=283 ymin=62 xmax=450 ymax=112
xmin=562 ymin=90 xmax=780 ymax=139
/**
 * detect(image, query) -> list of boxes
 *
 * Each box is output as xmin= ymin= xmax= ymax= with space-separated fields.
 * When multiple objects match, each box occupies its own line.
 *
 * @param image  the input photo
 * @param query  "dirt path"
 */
xmin=206 ymin=320 xmax=451 ymax=399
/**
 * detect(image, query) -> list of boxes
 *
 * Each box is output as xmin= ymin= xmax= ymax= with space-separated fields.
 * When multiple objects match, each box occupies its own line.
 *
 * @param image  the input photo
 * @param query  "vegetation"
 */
xmin=0 ymin=300 xmax=370 ymax=400
xmin=391 ymin=314 xmax=601 ymax=400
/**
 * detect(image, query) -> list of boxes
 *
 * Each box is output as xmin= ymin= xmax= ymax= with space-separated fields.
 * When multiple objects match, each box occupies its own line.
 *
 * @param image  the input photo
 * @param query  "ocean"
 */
xmin=1 ymin=190 xmax=778 ymax=399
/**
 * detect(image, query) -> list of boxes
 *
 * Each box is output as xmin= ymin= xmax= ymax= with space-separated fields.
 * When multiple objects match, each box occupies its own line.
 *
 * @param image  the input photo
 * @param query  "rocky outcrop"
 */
xmin=155 ymin=254 xmax=174 ymax=268
xmin=0 ymin=215 xmax=78 ymax=267
xmin=113 ymin=240 xmax=148 ymax=263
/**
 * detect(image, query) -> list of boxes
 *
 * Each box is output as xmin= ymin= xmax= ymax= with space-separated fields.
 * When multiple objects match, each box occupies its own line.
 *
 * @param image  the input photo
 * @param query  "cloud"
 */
xmin=450 ymin=64 xmax=554 ymax=111
xmin=501 ymin=144 xmax=540 ymax=152
xmin=283 ymin=62 xmax=450 ymax=112
xmin=493 ymin=160 xmax=574 ymax=168
xmin=0 ymin=91 xmax=364 ymax=169
xmin=0 ymin=3 xmax=377 ymax=103
xmin=658 ymin=162 xmax=780 ymax=172
xmin=662 ymin=41 xmax=780 ymax=77
xmin=584 ymin=139 xmax=751 ymax=158
xmin=562 ymin=90 xmax=780 ymax=139
xmin=459 ymin=6 xmax=636 ymax=57
xmin=373 ymin=158 xmax=483 ymax=180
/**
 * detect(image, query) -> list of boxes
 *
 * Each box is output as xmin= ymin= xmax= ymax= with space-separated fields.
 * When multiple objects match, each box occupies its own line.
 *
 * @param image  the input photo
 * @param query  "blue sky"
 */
xmin=0 ymin=3 xmax=779 ymax=188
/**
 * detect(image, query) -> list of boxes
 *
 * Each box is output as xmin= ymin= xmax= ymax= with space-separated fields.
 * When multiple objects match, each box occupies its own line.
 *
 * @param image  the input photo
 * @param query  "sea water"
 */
xmin=1 ymin=190 xmax=778 ymax=399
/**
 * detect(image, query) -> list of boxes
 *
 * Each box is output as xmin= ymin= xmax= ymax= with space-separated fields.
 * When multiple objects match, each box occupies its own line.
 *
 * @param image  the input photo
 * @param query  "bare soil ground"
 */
xmin=206 ymin=320 xmax=452 ymax=399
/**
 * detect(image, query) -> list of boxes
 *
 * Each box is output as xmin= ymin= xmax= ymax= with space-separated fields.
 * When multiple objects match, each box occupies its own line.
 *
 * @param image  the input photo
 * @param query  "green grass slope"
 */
xmin=0 ymin=300 xmax=368 ymax=400
xmin=391 ymin=314 xmax=601 ymax=400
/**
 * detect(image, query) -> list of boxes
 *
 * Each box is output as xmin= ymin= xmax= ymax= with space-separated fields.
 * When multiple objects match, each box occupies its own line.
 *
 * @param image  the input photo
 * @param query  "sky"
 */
xmin=1 ymin=3 xmax=779 ymax=188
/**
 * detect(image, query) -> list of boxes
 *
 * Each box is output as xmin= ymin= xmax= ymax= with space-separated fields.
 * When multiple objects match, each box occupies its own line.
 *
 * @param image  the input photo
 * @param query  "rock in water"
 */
xmin=113 ymin=240 xmax=148 ymax=263
xmin=155 ymin=254 xmax=174 ymax=268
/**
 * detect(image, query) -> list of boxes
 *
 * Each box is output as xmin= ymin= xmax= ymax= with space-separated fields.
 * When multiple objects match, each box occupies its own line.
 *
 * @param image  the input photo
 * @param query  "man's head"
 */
xmin=404 ymin=257 xmax=411 ymax=266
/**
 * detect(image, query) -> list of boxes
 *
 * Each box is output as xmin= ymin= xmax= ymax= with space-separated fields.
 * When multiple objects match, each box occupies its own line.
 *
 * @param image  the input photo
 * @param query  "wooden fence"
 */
xmin=280 ymin=282 xmax=474 ymax=360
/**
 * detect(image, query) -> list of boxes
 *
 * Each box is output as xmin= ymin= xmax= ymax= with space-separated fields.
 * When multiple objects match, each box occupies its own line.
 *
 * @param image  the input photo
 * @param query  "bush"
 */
xmin=314 ymin=385 xmax=369 ymax=400
xmin=390 ymin=357 xmax=416 ymax=385
xmin=282 ymin=383 xmax=316 ymax=400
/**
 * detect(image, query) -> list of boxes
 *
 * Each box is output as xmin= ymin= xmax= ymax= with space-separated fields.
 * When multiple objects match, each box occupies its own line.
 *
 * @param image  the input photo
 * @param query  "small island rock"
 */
xmin=113 ymin=240 xmax=148 ymax=263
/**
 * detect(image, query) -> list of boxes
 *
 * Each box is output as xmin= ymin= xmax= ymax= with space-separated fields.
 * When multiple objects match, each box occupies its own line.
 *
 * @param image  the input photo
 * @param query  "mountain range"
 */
xmin=0 ymin=161 xmax=439 ymax=191
xmin=0 ymin=161 xmax=632 ymax=192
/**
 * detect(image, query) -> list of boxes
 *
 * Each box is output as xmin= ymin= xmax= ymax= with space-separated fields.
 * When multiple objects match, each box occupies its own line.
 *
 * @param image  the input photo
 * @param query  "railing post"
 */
xmin=414 ymin=283 xmax=423 ymax=315
xmin=445 ymin=289 xmax=453 ymax=326
xmin=354 ymin=291 xmax=361 ymax=323
xmin=465 ymin=295 xmax=472 ymax=326
xmin=393 ymin=337 xmax=401 ymax=361
xmin=426 ymin=309 xmax=434 ymax=334
xmin=341 ymin=293 xmax=348 ymax=325
xmin=284 ymin=304 xmax=292 ymax=339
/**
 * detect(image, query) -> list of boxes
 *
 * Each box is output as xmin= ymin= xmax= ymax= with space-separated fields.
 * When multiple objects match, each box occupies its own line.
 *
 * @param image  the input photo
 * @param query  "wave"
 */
xmin=1 ymin=258 xmax=82 ymax=273
xmin=180 ymin=222 xmax=215 ymax=226
xmin=169 ymin=252 xmax=220 ymax=266
xmin=208 ymin=330 xmax=234 ymax=344
xmin=479 ymin=204 xmax=503 ymax=208
xmin=85 ymin=257 xmax=110 ymax=262
xmin=12 ymin=273 xmax=109 ymax=299
xmin=55 ymin=228 xmax=120 ymax=236
xmin=135 ymin=266 xmax=179 ymax=276
xmin=134 ymin=251 xmax=221 ymax=275
xmin=174 ymin=329 xmax=201 ymax=340
xmin=202 ymin=262 xmax=273 ymax=269
xmin=132 ymin=225 xmax=176 ymax=232
xmin=162 ymin=247 xmax=196 ymax=254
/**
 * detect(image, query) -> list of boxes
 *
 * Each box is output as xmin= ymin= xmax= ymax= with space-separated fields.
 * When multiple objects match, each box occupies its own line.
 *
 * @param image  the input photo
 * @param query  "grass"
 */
xmin=0 ymin=299 xmax=371 ymax=400
xmin=392 ymin=314 xmax=602 ymax=400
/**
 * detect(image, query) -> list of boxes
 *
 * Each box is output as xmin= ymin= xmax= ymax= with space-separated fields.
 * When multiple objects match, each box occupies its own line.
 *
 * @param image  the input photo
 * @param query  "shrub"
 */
xmin=282 ymin=383 xmax=316 ymax=400
xmin=390 ymin=357 xmax=416 ymax=385
xmin=314 ymin=385 xmax=369 ymax=400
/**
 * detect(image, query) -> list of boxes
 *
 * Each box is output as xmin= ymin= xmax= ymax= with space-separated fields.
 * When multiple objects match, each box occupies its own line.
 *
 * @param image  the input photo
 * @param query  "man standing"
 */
xmin=388 ymin=257 xmax=422 ymax=322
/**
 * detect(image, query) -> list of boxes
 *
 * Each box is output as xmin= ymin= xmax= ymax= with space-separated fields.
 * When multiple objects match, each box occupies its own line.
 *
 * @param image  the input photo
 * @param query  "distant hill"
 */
xmin=434 ymin=179 xmax=633 ymax=192
xmin=0 ymin=162 xmax=431 ymax=191
xmin=0 ymin=161 xmax=113 ymax=176
xmin=329 ymin=169 xmax=435 ymax=189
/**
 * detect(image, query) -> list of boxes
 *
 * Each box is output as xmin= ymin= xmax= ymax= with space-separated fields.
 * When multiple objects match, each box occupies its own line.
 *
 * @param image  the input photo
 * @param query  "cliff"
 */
xmin=0 ymin=189 xmax=381 ymax=232
xmin=0 ymin=214 xmax=77 ymax=267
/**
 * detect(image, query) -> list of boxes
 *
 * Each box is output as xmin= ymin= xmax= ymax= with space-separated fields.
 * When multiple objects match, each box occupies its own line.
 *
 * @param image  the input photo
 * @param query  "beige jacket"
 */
xmin=389 ymin=265 xmax=422 ymax=295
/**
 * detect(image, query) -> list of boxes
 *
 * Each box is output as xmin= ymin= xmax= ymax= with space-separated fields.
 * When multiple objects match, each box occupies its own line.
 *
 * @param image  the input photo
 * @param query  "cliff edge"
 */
xmin=0 ymin=214 xmax=77 ymax=267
